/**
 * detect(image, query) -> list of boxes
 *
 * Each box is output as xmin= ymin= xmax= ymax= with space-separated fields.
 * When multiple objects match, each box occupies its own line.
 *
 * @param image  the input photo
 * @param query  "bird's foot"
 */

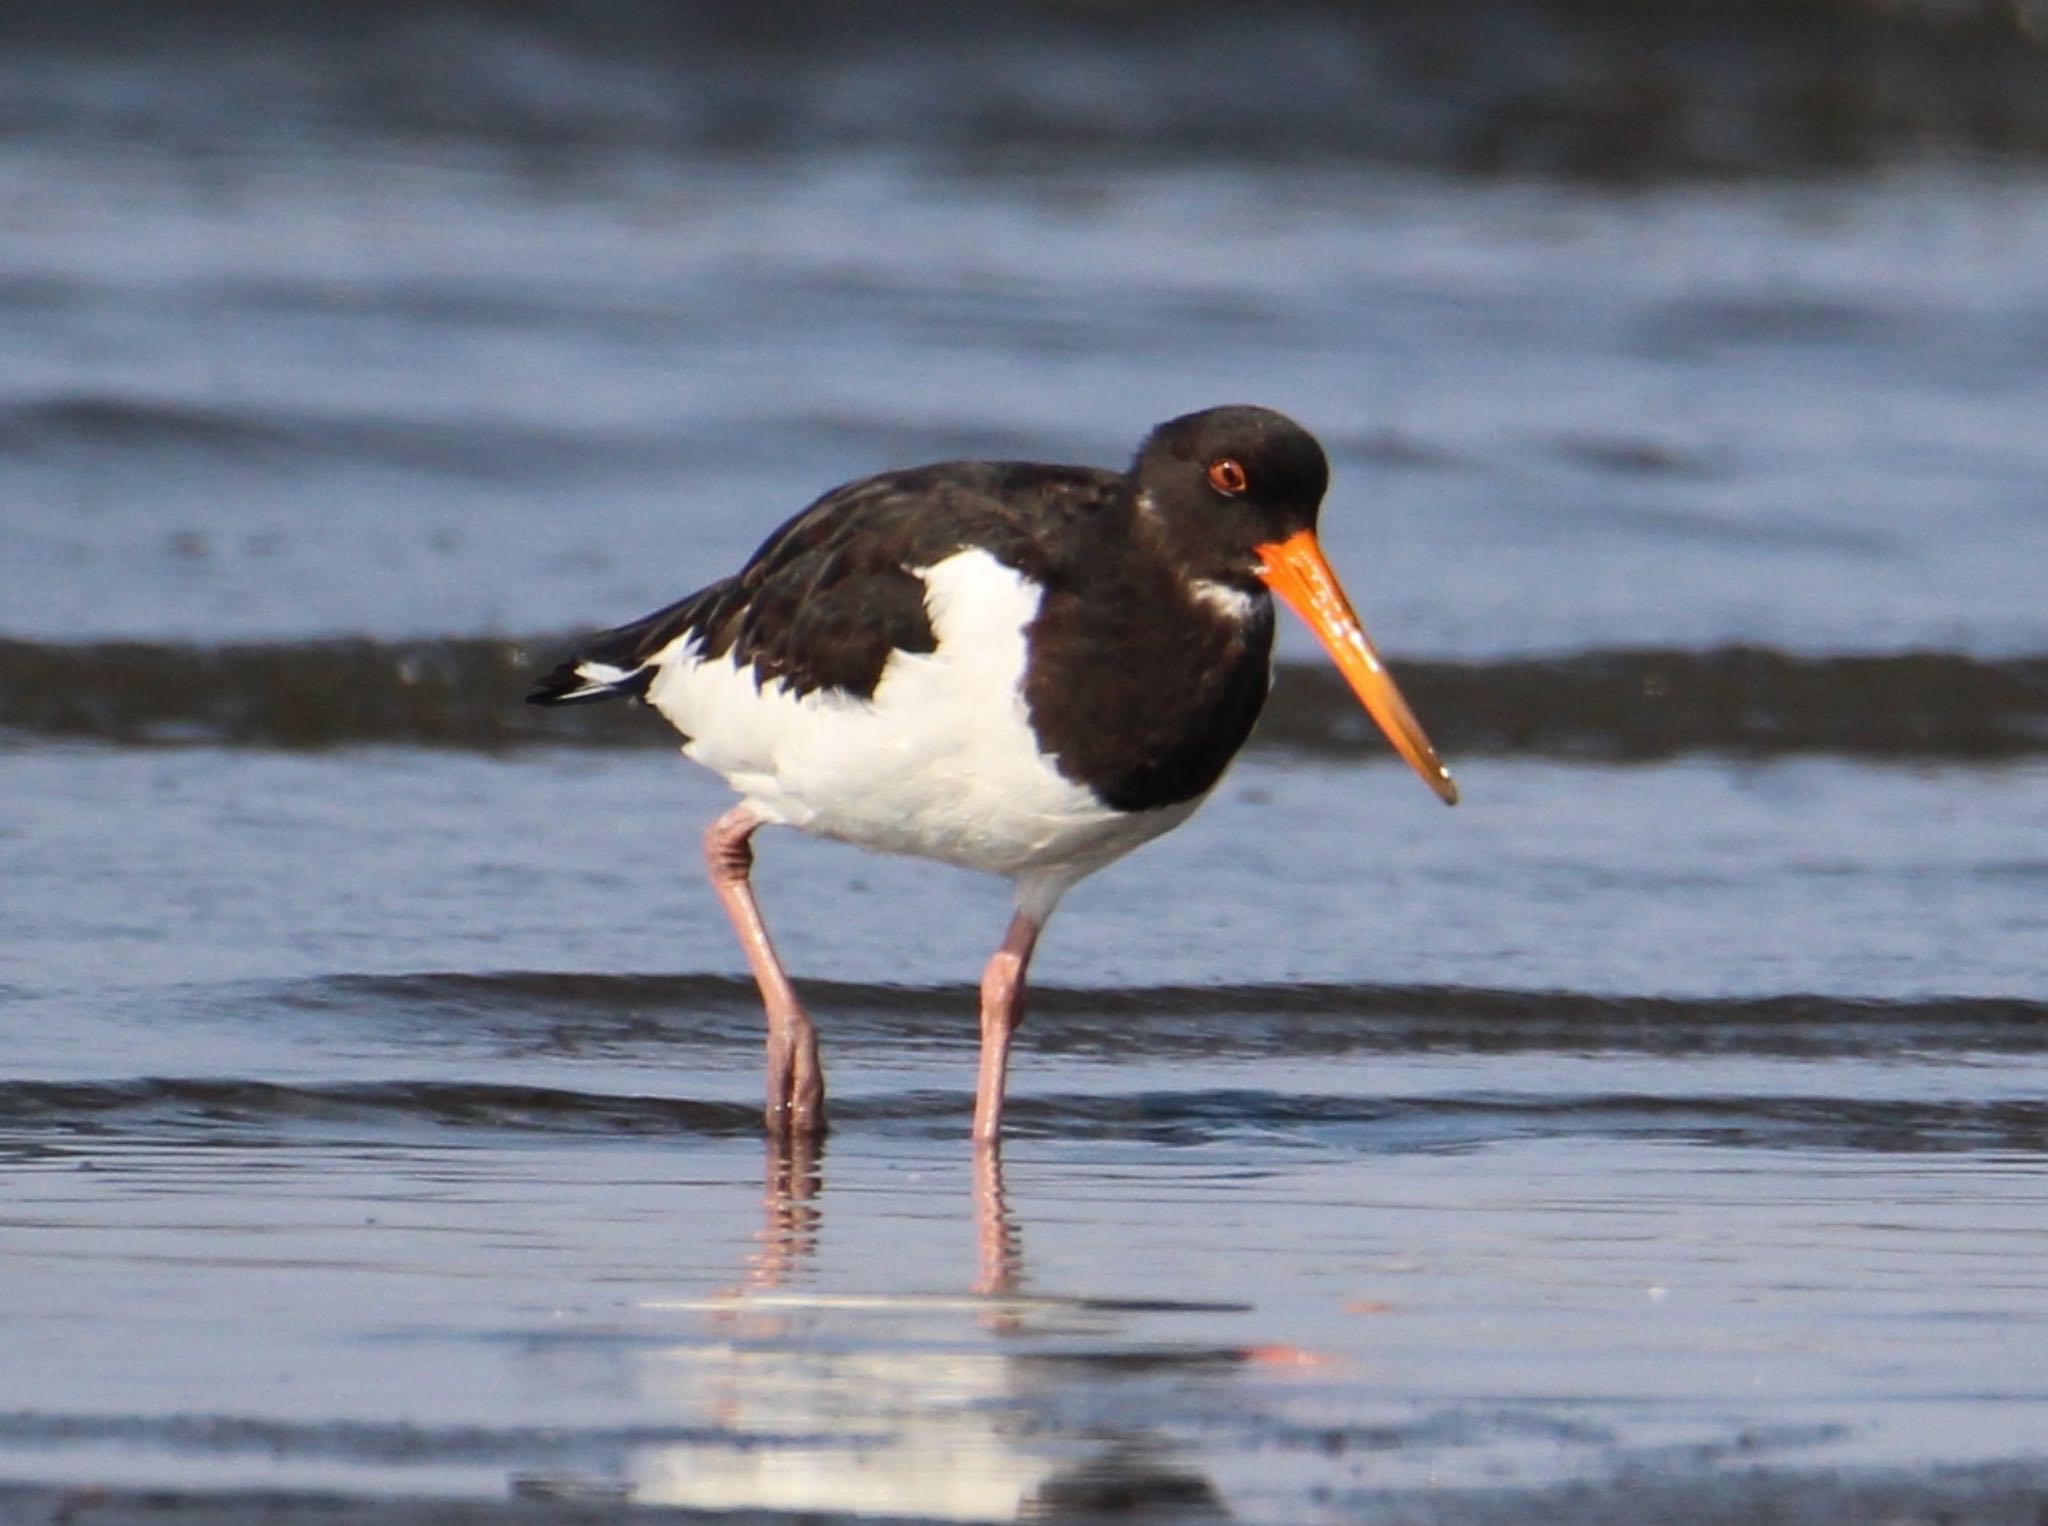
xmin=765 ymin=1009 xmax=827 ymax=1137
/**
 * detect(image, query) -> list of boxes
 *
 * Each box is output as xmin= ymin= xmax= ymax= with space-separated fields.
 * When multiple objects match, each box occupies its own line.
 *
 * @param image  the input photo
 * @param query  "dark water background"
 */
xmin=3 ymin=4 xmax=2046 ymax=1521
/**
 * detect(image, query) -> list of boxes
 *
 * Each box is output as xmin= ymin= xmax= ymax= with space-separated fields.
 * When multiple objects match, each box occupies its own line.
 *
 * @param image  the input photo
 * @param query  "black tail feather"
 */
xmin=526 ymin=590 xmax=712 ymax=707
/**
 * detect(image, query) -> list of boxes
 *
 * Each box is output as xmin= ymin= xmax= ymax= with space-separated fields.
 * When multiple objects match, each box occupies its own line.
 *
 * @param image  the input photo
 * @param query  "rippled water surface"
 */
xmin=5 ymin=745 xmax=2045 ymax=1519
xmin=3 ymin=4 xmax=2047 ymax=1521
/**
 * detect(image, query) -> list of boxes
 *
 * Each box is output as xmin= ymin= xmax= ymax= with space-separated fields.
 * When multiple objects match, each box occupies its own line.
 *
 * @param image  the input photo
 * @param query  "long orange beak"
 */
xmin=1255 ymin=528 xmax=1458 ymax=805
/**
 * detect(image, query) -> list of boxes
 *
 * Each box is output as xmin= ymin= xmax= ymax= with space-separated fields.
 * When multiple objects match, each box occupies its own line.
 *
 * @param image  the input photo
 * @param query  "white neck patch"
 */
xmin=1188 ymin=578 xmax=1259 ymax=622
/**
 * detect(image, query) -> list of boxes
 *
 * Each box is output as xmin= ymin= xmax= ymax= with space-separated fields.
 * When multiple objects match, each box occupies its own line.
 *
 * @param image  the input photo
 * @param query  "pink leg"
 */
xmin=703 ymin=804 xmax=825 ymax=1136
xmin=972 ymin=909 xmax=1043 ymax=1146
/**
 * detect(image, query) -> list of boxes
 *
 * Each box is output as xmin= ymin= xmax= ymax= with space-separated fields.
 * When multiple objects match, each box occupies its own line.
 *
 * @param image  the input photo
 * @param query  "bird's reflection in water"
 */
xmin=623 ymin=1135 xmax=1231 ymax=1521
xmin=741 ymin=1128 xmax=824 ymax=1292
xmin=740 ymin=1135 xmax=1014 ymax=1299
xmin=975 ymin=1143 xmax=1023 ymax=1301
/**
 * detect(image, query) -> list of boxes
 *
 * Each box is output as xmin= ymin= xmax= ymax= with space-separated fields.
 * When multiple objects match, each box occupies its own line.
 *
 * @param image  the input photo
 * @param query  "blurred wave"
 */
xmin=5 ymin=634 xmax=2043 ymax=758
xmin=16 ymin=973 xmax=2032 ymax=1159
xmin=6 ymin=0 xmax=2048 ymax=177
xmin=0 ymin=1075 xmax=759 ymax=1138
xmin=0 ymin=393 xmax=649 ymax=482
xmin=8 ymin=1073 xmax=2039 ymax=1155
xmin=265 ymin=970 xmax=2048 ymax=1058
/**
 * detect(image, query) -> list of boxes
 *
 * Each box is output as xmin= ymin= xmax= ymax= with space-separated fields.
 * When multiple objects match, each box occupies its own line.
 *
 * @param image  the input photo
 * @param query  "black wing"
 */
xmin=528 ymin=460 xmax=1123 ymax=707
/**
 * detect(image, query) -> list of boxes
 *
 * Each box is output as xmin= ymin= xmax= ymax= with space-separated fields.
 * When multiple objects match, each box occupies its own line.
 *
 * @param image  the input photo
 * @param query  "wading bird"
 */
xmin=530 ymin=406 xmax=1456 ymax=1143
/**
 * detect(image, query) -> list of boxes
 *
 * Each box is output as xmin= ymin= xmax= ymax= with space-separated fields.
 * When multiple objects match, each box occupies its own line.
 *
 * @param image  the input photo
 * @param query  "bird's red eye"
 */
xmin=1207 ymin=458 xmax=1248 ymax=495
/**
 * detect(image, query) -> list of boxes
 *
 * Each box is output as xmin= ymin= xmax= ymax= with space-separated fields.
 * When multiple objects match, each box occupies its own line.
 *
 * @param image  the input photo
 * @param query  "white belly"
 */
xmin=643 ymin=549 xmax=1197 ymax=889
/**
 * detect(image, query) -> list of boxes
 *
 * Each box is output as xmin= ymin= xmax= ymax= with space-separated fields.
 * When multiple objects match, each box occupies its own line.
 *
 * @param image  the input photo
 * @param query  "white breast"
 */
xmin=643 ymin=549 xmax=1197 ymax=894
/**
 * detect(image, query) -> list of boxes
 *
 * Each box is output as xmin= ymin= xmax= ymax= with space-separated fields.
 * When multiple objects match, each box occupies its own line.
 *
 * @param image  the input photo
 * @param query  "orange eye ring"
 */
xmin=1207 ymin=457 xmax=1248 ymax=496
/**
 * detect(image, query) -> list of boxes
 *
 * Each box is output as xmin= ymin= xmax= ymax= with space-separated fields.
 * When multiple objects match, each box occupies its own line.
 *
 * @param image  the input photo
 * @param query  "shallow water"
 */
xmin=9 ymin=1129 xmax=2047 ymax=1512
xmin=3 ymin=4 xmax=2047 ymax=1520
xmin=8 ymin=748 xmax=2047 ymax=1003
xmin=10 ymin=163 xmax=2048 ymax=662
xmin=4 ymin=749 xmax=2045 ymax=1518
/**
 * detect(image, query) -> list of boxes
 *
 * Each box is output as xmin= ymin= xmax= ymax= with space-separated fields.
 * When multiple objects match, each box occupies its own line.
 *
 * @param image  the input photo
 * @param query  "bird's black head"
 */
xmin=1129 ymin=405 xmax=1330 ymax=577
xmin=1130 ymin=404 xmax=1461 ymax=807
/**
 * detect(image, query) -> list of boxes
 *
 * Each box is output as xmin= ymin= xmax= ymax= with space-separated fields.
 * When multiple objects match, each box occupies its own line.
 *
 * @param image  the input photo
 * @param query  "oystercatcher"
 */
xmin=530 ymin=405 xmax=1456 ymax=1143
